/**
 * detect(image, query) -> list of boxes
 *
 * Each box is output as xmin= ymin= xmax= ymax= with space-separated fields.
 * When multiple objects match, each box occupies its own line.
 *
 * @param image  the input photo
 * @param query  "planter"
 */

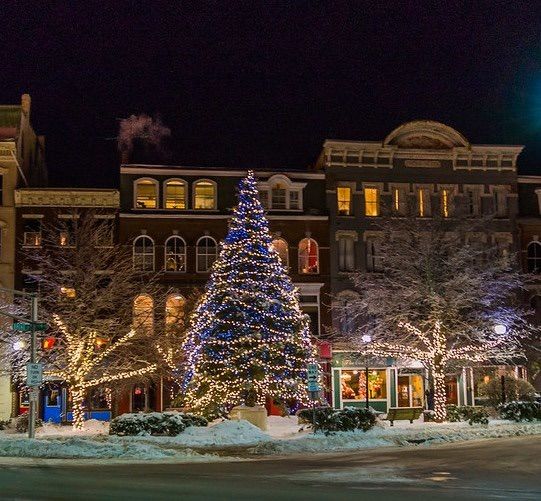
xmin=229 ymin=405 xmax=268 ymax=431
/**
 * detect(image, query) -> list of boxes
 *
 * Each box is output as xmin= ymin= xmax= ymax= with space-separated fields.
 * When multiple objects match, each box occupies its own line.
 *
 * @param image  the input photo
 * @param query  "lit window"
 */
xmin=60 ymin=286 xmax=76 ymax=298
xmin=165 ymin=236 xmax=186 ymax=272
xmin=58 ymin=219 xmax=76 ymax=247
xmin=165 ymin=180 xmax=187 ymax=209
xmin=298 ymin=238 xmax=319 ymax=274
xmin=133 ymin=235 xmax=155 ymax=271
xmin=133 ymin=294 xmax=154 ymax=334
xmin=272 ymin=238 xmax=289 ymax=267
xmin=135 ymin=179 xmax=158 ymax=209
xmin=337 ymin=187 xmax=352 ymax=215
xmin=196 ymin=236 xmax=218 ymax=272
xmin=23 ymin=218 xmax=42 ymax=246
xmin=271 ymin=185 xmax=287 ymax=208
xmin=393 ymin=187 xmax=400 ymax=213
xmin=441 ymin=189 xmax=451 ymax=218
xmin=166 ymin=294 xmax=185 ymax=332
xmin=338 ymin=235 xmax=355 ymax=271
xmin=364 ymin=188 xmax=379 ymax=217
xmin=527 ymin=241 xmax=541 ymax=273
xmin=194 ymin=180 xmax=216 ymax=210
xmin=417 ymin=187 xmax=431 ymax=217
xmin=340 ymin=369 xmax=387 ymax=400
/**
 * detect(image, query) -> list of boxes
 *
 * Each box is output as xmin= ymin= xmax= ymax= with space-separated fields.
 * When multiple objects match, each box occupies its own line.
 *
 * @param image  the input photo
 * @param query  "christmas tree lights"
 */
xmin=182 ymin=171 xmax=316 ymax=418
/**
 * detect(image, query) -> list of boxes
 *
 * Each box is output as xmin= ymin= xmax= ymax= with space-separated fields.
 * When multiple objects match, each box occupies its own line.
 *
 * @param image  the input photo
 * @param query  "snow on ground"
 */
xmin=0 ymin=416 xmax=540 ymax=461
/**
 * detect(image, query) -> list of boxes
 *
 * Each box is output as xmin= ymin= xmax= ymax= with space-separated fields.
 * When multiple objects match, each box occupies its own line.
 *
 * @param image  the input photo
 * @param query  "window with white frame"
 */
xmin=134 ymin=178 xmax=158 ymax=209
xmin=193 ymin=180 xmax=217 ymax=209
xmin=337 ymin=186 xmax=352 ymax=215
xmin=338 ymin=234 xmax=355 ymax=272
xmin=364 ymin=187 xmax=379 ymax=217
xmin=272 ymin=237 xmax=289 ymax=267
xmin=133 ymin=235 xmax=155 ymax=271
xmin=165 ymin=235 xmax=186 ymax=272
xmin=164 ymin=179 xmax=187 ymax=209
xmin=527 ymin=241 xmax=541 ymax=273
xmin=298 ymin=238 xmax=319 ymax=274
xmin=196 ymin=236 xmax=218 ymax=272
xmin=257 ymin=175 xmax=305 ymax=211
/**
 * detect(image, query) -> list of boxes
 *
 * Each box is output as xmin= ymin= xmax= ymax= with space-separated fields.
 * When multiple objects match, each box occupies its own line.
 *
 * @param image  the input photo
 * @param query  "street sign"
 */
xmin=307 ymin=363 xmax=321 ymax=393
xmin=26 ymin=363 xmax=43 ymax=386
xmin=307 ymin=381 xmax=320 ymax=392
xmin=13 ymin=322 xmax=47 ymax=332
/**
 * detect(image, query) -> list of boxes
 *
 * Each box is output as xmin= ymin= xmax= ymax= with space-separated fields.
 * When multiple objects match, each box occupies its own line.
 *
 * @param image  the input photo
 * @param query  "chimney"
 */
xmin=21 ymin=94 xmax=31 ymax=117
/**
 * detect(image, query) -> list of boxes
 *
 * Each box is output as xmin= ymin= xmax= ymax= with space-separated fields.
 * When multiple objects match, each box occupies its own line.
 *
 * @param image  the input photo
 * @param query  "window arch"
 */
xmin=134 ymin=178 xmax=158 ymax=209
xmin=133 ymin=235 xmax=155 ymax=271
xmin=166 ymin=294 xmax=186 ymax=332
xmin=298 ymin=238 xmax=319 ymax=274
xmin=196 ymin=236 xmax=218 ymax=272
xmin=164 ymin=236 xmax=186 ymax=272
xmin=133 ymin=294 xmax=154 ymax=334
xmin=527 ymin=241 xmax=541 ymax=273
xmin=164 ymin=179 xmax=187 ymax=209
xmin=272 ymin=237 xmax=289 ymax=268
xmin=193 ymin=180 xmax=217 ymax=210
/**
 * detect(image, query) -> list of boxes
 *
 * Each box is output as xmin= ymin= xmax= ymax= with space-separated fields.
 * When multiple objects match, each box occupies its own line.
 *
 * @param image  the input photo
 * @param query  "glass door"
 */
xmin=397 ymin=376 xmax=410 ymax=407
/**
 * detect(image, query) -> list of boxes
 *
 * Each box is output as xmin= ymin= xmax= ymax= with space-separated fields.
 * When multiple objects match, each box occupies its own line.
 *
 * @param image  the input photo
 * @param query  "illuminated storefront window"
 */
xmin=340 ymin=369 xmax=387 ymax=400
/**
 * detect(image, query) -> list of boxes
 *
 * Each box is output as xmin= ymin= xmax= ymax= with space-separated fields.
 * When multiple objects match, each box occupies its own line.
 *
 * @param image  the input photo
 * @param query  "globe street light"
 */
xmin=13 ymin=340 xmax=26 ymax=351
xmin=494 ymin=324 xmax=507 ymax=335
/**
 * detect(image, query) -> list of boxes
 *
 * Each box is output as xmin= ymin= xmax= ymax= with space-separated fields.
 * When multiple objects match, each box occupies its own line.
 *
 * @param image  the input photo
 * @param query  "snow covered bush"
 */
xmin=498 ymin=401 xmax=541 ymax=422
xmin=109 ymin=411 xmax=207 ymax=436
xmin=478 ymin=376 xmax=536 ymax=408
xmin=0 ymin=419 xmax=10 ymax=430
xmin=446 ymin=405 xmax=489 ymax=425
xmin=15 ymin=414 xmax=43 ymax=433
xmin=298 ymin=406 xmax=377 ymax=434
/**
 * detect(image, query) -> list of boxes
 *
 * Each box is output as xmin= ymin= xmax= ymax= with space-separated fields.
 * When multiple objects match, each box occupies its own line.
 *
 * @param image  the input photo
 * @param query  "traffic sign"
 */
xmin=13 ymin=322 xmax=47 ymax=332
xmin=307 ymin=363 xmax=319 ymax=381
xmin=307 ymin=381 xmax=321 ymax=392
xmin=26 ymin=363 xmax=43 ymax=386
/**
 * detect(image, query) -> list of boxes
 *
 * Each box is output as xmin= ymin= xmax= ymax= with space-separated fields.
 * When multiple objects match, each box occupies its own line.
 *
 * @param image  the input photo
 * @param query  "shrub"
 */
xmin=478 ymin=376 xmax=536 ymax=408
xmin=0 ymin=419 xmax=10 ymax=430
xmin=446 ymin=405 xmax=489 ymax=425
xmin=109 ymin=411 xmax=207 ymax=436
xmin=15 ymin=414 xmax=43 ymax=433
xmin=498 ymin=401 xmax=541 ymax=422
xmin=298 ymin=406 xmax=377 ymax=434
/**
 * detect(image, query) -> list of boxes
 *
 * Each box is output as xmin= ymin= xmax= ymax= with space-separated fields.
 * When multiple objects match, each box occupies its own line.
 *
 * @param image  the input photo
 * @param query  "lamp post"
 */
xmin=361 ymin=334 xmax=372 ymax=410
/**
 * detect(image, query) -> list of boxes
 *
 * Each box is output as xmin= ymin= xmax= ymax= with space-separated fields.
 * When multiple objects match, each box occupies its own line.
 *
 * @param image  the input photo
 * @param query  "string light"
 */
xmin=182 ymin=171 xmax=316 ymax=417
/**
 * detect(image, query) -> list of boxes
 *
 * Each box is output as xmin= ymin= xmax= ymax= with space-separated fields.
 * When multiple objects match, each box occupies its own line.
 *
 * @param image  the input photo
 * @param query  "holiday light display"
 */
xmin=182 ymin=171 xmax=316 ymax=418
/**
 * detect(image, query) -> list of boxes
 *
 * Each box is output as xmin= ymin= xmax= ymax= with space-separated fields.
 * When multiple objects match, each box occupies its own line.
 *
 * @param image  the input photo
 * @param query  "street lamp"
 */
xmin=361 ymin=335 xmax=372 ymax=409
xmin=13 ymin=340 xmax=26 ymax=351
xmin=494 ymin=324 xmax=507 ymax=335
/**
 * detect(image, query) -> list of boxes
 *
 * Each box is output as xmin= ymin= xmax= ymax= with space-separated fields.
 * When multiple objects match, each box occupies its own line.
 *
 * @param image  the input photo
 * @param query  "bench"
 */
xmin=386 ymin=407 xmax=424 ymax=426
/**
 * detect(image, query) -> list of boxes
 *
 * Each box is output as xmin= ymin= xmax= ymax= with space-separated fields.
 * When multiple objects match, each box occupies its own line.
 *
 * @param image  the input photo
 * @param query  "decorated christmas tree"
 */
xmin=182 ymin=171 xmax=316 ymax=418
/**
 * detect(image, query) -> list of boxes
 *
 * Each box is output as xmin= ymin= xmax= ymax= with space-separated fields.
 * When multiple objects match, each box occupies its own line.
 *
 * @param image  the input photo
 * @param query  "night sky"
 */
xmin=1 ymin=1 xmax=541 ymax=187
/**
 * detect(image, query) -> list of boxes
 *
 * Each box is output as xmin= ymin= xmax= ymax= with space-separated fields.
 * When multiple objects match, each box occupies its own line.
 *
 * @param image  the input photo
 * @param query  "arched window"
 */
xmin=193 ymin=180 xmax=217 ymax=210
xmin=133 ymin=235 xmax=155 ymax=271
xmin=133 ymin=294 xmax=154 ymax=334
xmin=164 ymin=236 xmax=186 ymax=272
xmin=298 ymin=238 xmax=319 ymax=274
xmin=272 ymin=238 xmax=289 ymax=267
xmin=164 ymin=179 xmax=187 ymax=209
xmin=166 ymin=294 xmax=186 ymax=332
xmin=134 ymin=178 xmax=158 ymax=209
xmin=196 ymin=236 xmax=218 ymax=272
xmin=527 ymin=241 xmax=541 ymax=273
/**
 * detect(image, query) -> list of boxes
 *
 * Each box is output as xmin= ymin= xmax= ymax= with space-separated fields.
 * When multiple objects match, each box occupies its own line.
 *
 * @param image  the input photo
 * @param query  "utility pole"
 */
xmin=28 ymin=294 xmax=38 ymax=439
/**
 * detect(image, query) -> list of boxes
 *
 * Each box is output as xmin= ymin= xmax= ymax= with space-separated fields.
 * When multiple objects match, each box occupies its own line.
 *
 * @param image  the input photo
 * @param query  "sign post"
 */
xmin=307 ymin=363 xmax=321 ymax=433
xmin=28 ymin=295 xmax=39 ymax=439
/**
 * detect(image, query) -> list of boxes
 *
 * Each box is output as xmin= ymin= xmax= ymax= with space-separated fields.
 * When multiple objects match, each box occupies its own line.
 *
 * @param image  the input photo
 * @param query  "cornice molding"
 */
xmin=15 ymin=189 xmax=119 ymax=208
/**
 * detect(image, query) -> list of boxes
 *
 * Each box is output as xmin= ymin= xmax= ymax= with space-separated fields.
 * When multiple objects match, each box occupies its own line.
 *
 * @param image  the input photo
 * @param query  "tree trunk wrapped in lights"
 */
xmin=182 ymin=171 xmax=316 ymax=419
xmin=334 ymin=215 xmax=533 ymax=422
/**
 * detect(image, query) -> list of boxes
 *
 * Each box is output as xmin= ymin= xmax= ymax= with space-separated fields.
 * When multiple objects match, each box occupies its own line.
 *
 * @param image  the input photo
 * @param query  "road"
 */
xmin=0 ymin=436 xmax=539 ymax=500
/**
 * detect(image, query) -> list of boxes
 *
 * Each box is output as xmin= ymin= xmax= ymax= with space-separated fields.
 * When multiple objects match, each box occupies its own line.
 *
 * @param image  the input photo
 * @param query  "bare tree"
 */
xmin=5 ymin=212 xmax=173 ymax=429
xmin=334 ymin=216 xmax=534 ymax=422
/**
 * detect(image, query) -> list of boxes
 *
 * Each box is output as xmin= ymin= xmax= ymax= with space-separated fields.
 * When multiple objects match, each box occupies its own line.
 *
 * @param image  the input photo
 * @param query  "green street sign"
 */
xmin=13 ymin=322 xmax=48 ymax=332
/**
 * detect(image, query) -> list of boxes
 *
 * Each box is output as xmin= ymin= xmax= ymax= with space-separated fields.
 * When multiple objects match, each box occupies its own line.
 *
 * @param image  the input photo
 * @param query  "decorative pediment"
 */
xmin=383 ymin=120 xmax=470 ymax=150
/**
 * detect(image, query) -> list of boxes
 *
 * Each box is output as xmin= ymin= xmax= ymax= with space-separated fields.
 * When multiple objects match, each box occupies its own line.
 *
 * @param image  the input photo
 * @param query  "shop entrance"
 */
xmin=397 ymin=374 xmax=424 ymax=407
xmin=445 ymin=375 xmax=459 ymax=405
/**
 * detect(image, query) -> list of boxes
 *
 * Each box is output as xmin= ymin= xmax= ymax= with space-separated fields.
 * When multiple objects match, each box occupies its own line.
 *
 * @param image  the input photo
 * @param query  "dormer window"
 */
xmin=193 ymin=180 xmax=217 ymax=210
xmin=258 ymin=175 xmax=306 ymax=211
xmin=165 ymin=179 xmax=187 ymax=209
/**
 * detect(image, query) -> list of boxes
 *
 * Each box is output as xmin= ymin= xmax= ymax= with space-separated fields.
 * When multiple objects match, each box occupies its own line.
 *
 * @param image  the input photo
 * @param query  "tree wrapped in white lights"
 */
xmin=183 ymin=171 xmax=316 ymax=418
xmin=14 ymin=213 xmax=164 ymax=430
xmin=336 ymin=216 xmax=532 ymax=422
